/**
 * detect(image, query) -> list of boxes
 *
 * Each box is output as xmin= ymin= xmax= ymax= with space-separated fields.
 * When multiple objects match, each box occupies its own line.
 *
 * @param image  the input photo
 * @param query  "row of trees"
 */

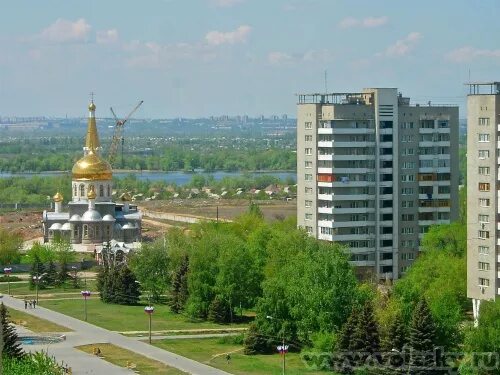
xmin=0 ymin=145 xmax=296 ymax=173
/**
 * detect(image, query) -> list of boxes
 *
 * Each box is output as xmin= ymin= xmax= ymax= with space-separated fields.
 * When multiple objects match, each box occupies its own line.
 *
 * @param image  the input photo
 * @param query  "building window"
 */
xmin=400 ymin=122 xmax=414 ymax=129
xmin=305 ymin=135 xmax=313 ymax=142
xmin=305 ymin=200 xmax=312 ymax=208
xmin=305 ymin=161 xmax=313 ymax=169
xmin=83 ymin=224 xmax=88 ymax=237
xmin=99 ymin=185 xmax=104 ymax=197
xmin=479 ymin=278 xmax=490 ymax=287
xmin=478 ymin=230 xmax=489 ymax=239
xmin=305 ymin=226 xmax=313 ymax=233
xmin=80 ymin=184 xmax=85 ymax=197
xmin=401 ymin=227 xmax=414 ymax=234
xmin=401 ymin=188 xmax=414 ymax=195
xmin=401 ymin=214 xmax=414 ymax=221
xmin=438 ymin=120 xmax=449 ymax=128
xmin=107 ymin=185 xmax=111 ymax=196
xmin=401 ymin=200 xmax=414 ymax=208
xmin=402 ymin=162 xmax=416 ymax=169
xmin=305 ymin=174 xmax=313 ymax=181
xmin=478 ymin=150 xmax=490 ymax=159
xmin=478 ymin=134 xmax=490 ymax=142
xmin=73 ymin=184 xmax=77 ymax=196
xmin=479 ymin=118 xmax=490 ymax=126
xmin=401 ymin=174 xmax=415 ymax=182
xmin=478 ymin=262 xmax=490 ymax=271
xmin=305 ymin=187 xmax=313 ymax=194
xmin=321 ymin=227 xmax=334 ymax=235
xmin=478 ymin=167 xmax=490 ymax=175
xmin=478 ymin=246 xmax=489 ymax=255
xmin=305 ymin=213 xmax=313 ymax=220
xmin=305 ymin=148 xmax=312 ymax=155
xmin=479 ymin=183 xmax=490 ymax=192
xmin=305 ymin=122 xmax=313 ymax=129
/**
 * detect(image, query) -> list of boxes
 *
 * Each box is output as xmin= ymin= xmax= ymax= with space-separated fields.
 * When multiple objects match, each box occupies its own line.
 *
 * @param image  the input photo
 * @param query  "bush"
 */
xmin=3 ymin=351 xmax=65 ymax=374
xmin=0 ymin=275 xmax=22 ymax=283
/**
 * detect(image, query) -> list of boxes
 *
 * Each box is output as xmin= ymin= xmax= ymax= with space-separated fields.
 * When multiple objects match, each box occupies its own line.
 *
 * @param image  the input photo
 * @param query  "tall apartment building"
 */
xmin=297 ymin=88 xmax=459 ymax=280
xmin=466 ymin=82 xmax=500 ymax=324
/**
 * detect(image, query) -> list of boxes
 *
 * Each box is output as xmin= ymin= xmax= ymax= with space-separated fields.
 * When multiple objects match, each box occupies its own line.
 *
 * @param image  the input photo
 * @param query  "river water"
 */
xmin=0 ymin=170 xmax=296 ymax=186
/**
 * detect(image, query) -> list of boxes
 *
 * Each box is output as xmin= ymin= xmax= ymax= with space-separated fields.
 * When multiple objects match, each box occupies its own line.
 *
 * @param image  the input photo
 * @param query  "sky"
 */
xmin=1 ymin=0 xmax=499 ymax=118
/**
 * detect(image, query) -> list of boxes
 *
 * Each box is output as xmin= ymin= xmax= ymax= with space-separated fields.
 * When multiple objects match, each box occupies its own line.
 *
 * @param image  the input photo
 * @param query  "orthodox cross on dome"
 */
xmin=90 ymin=91 xmax=94 ymax=103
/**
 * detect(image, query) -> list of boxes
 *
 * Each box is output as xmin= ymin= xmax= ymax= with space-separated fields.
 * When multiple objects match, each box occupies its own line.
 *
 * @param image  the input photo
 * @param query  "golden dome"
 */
xmin=87 ymin=185 xmax=97 ymax=199
xmin=53 ymin=192 xmax=63 ymax=202
xmin=72 ymin=151 xmax=112 ymax=181
xmin=88 ymin=101 xmax=96 ymax=111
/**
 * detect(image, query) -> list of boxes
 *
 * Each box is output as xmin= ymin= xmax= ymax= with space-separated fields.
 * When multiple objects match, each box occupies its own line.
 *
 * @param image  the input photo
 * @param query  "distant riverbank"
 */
xmin=0 ymin=170 xmax=297 ymax=186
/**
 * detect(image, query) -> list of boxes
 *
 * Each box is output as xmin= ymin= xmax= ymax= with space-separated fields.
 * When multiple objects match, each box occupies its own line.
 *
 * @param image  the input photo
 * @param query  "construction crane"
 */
xmin=108 ymin=100 xmax=144 ymax=168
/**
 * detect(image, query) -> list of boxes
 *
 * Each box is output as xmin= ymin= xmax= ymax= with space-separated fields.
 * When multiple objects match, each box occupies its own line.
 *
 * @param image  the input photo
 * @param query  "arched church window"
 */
xmin=83 ymin=225 xmax=88 ymax=237
xmin=73 ymin=226 xmax=78 ymax=237
xmin=99 ymin=185 xmax=104 ymax=197
xmin=107 ymin=185 xmax=111 ymax=197
xmin=73 ymin=184 xmax=77 ymax=196
xmin=80 ymin=184 xmax=85 ymax=197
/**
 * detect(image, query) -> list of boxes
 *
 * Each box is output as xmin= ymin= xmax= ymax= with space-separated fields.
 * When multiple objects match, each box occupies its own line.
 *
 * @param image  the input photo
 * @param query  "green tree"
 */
xmin=207 ymin=295 xmax=231 ymax=323
xmin=0 ymin=229 xmax=22 ymax=266
xmin=1 ymin=303 xmax=24 ymax=359
xmin=44 ymin=261 xmax=58 ymax=287
xmin=170 ymin=255 xmax=189 ymax=313
xmin=50 ymin=239 xmax=75 ymax=286
xmin=29 ymin=254 xmax=46 ymax=290
xmin=130 ymin=240 xmax=170 ymax=303
xmin=409 ymin=298 xmax=440 ymax=375
xmin=244 ymin=323 xmax=273 ymax=355
xmin=384 ymin=311 xmax=407 ymax=352
xmin=114 ymin=265 xmax=141 ymax=305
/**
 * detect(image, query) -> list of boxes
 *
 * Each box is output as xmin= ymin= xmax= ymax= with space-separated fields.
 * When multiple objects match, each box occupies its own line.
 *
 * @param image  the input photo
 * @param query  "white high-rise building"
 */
xmin=466 ymin=81 xmax=500 ymax=325
xmin=297 ymin=88 xmax=459 ymax=280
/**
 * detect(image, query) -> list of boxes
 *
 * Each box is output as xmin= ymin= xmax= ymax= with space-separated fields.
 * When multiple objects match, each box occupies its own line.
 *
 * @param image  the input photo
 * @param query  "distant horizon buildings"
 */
xmin=297 ymin=88 xmax=459 ymax=280
xmin=466 ymin=81 xmax=500 ymax=325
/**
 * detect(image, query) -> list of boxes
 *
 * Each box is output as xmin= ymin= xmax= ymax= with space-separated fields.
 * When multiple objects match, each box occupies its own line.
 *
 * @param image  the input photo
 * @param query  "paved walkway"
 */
xmin=2 ymin=295 xmax=231 ymax=375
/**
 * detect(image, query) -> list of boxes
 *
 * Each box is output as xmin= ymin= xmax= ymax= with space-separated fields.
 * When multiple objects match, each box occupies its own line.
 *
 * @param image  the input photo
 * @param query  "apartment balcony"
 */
xmin=318 ymin=128 xmax=334 ymax=134
xmin=318 ymin=193 xmax=333 ymax=201
xmin=437 ymin=127 xmax=450 ymax=133
xmin=332 ymin=220 xmax=375 ymax=228
xmin=329 ymin=207 xmax=375 ymax=214
xmin=348 ymin=247 xmax=376 ymax=254
xmin=331 ymin=128 xmax=375 ymax=134
xmin=332 ymin=194 xmax=373 ymax=201
xmin=318 ymin=206 xmax=333 ymax=214
xmin=333 ymin=154 xmax=375 ymax=161
xmin=419 ymin=141 xmax=436 ymax=148
xmin=379 ymin=128 xmax=393 ymax=135
xmin=318 ymin=154 xmax=333 ymax=161
xmin=318 ymin=141 xmax=333 ymax=148
xmin=331 ymin=181 xmax=375 ymax=187
xmin=332 ymin=168 xmax=373 ymax=174
xmin=419 ymin=220 xmax=438 ymax=226
xmin=333 ymin=233 xmax=375 ymax=242
xmin=379 ymin=233 xmax=393 ymax=240
xmin=419 ymin=167 xmax=435 ymax=173
xmin=350 ymin=260 xmax=376 ymax=267
xmin=379 ymin=142 xmax=393 ymax=148
xmin=419 ymin=128 xmax=436 ymax=133
xmin=379 ymin=259 xmax=394 ymax=266
xmin=436 ymin=167 xmax=450 ymax=173
xmin=381 ymin=272 xmax=394 ymax=279
xmin=318 ymin=233 xmax=333 ymax=241
xmin=318 ymin=220 xmax=334 ymax=228
xmin=318 ymin=167 xmax=333 ymax=174
xmin=379 ymin=154 xmax=393 ymax=161
xmin=379 ymin=194 xmax=393 ymax=200
xmin=332 ymin=141 xmax=375 ymax=148
xmin=318 ymin=181 xmax=333 ymax=188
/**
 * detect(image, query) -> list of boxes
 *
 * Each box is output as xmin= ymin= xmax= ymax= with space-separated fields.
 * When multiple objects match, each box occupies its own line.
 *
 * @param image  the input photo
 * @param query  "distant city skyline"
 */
xmin=1 ymin=0 xmax=499 ymax=118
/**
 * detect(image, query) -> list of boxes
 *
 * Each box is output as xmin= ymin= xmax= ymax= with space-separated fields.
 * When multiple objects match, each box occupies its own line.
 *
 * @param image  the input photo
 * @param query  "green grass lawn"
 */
xmin=153 ymin=337 xmax=326 ymax=375
xmin=8 ymin=307 xmax=71 ymax=332
xmin=76 ymin=343 xmax=186 ymax=374
xmin=38 ymin=298 xmax=250 ymax=332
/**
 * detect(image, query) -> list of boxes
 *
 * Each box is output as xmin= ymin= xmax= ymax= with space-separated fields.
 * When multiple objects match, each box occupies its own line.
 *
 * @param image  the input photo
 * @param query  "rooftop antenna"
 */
xmin=324 ymin=70 xmax=328 ymax=93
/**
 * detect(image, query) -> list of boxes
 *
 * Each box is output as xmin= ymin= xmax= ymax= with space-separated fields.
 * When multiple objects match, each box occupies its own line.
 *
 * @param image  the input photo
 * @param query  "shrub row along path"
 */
xmin=2 ymin=295 xmax=231 ymax=375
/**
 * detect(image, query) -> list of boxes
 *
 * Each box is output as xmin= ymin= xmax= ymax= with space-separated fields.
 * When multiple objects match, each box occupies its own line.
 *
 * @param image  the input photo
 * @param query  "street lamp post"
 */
xmin=3 ymin=267 xmax=12 ymax=296
xmin=81 ymin=290 xmax=91 ymax=321
xmin=32 ymin=275 xmax=42 ymax=304
xmin=71 ymin=266 xmax=78 ymax=288
xmin=267 ymin=315 xmax=288 ymax=375
xmin=144 ymin=306 xmax=154 ymax=344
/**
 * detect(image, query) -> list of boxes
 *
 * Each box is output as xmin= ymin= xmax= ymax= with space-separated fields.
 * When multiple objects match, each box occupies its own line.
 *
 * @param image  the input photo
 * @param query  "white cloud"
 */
xmin=338 ymin=16 xmax=388 ymax=29
xmin=268 ymin=51 xmax=293 ymax=65
xmin=39 ymin=18 xmax=91 ymax=43
xmin=205 ymin=25 xmax=251 ymax=46
xmin=446 ymin=46 xmax=500 ymax=63
xmin=268 ymin=49 xmax=334 ymax=65
xmin=383 ymin=32 xmax=421 ymax=57
xmin=210 ymin=0 xmax=244 ymax=7
xmin=96 ymin=29 xmax=119 ymax=44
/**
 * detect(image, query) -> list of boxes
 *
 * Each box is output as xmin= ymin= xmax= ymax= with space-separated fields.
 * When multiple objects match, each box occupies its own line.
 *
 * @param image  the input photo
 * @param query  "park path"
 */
xmin=2 ymin=295 xmax=232 ymax=375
